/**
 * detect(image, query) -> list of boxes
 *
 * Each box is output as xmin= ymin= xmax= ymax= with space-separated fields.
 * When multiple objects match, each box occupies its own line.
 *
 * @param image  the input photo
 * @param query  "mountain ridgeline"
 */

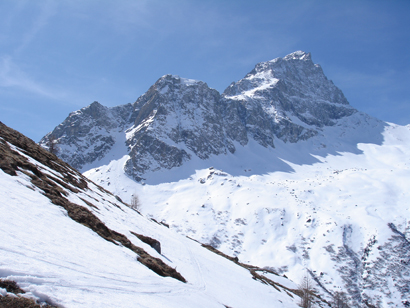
xmin=40 ymin=51 xmax=378 ymax=182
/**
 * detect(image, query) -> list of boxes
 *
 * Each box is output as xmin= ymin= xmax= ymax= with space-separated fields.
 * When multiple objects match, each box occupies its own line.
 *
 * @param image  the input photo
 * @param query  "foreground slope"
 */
xmin=0 ymin=121 xmax=301 ymax=307
xmin=86 ymin=122 xmax=410 ymax=307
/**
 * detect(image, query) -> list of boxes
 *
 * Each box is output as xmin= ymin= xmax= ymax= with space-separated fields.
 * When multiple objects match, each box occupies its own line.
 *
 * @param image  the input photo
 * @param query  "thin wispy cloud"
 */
xmin=0 ymin=55 xmax=57 ymax=98
xmin=0 ymin=55 xmax=87 ymax=107
xmin=14 ymin=1 xmax=56 ymax=55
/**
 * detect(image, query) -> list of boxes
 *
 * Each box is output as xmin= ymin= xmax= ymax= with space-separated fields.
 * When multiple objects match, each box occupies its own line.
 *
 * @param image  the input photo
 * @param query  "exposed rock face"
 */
xmin=223 ymin=51 xmax=356 ymax=143
xmin=124 ymin=75 xmax=236 ymax=181
xmin=41 ymin=51 xmax=361 ymax=181
xmin=39 ymin=101 xmax=133 ymax=171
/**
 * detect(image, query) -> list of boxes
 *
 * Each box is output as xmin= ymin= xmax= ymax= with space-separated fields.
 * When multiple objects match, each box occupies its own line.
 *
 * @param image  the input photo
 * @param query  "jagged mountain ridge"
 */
xmin=40 ymin=51 xmax=369 ymax=182
xmin=124 ymin=75 xmax=233 ymax=181
xmin=48 ymin=101 xmax=133 ymax=171
xmin=223 ymin=51 xmax=355 ymax=141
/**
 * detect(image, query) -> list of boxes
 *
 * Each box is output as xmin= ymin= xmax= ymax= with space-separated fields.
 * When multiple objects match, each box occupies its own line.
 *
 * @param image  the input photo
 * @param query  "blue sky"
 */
xmin=1 ymin=0 xmax=409 ymax=142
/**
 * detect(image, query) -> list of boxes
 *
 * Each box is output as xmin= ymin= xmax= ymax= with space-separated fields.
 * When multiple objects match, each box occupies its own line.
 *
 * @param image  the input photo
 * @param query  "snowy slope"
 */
xmin=85 ymin=122 xmax=410 ymax=307
xmin=0 ymin=122 xmax=301 ymax=307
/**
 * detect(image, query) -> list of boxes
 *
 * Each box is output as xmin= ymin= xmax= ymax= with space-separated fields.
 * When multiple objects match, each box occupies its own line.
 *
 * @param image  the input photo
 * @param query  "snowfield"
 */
xmin=0 ymin=123 xmax=301 ymax=308
xmin=85 ymin=122 xmax=410 ymax=306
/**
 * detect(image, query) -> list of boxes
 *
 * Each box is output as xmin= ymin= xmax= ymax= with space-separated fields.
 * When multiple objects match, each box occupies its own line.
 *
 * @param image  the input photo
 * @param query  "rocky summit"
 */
xmin=223 ymin=51 xmax=355 ymax=143
xmin=40 ymin=51 xmax=375 ymax=182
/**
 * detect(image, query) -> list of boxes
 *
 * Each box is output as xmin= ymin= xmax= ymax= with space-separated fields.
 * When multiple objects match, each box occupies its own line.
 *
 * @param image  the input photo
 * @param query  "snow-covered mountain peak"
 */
xmin=124 ymin=73 xmax=229 ymax=182
xmin=283 ymin=50 xmax=312 ymax=61
xmin=86 ymin=99 xmax=105 ymax=110
xmin=224 ymin=50 xmax=349 ymax=107
xmin=43 ymin=51 xmax=382 ymax=183
xmin=220 ymin=51 xmax=358 ymax=152
xmin=153 ymin=74 xmax=207 ymax=95
xmin=65 ymin=100 xmax=106 ymax=121
xmin=179 ymin=76 xmax=201 ymax=86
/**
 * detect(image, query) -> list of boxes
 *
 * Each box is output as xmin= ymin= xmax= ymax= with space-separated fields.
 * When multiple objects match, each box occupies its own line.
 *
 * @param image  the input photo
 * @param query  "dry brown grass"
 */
xmin=0 ymin=121 xmax=186 ymax=284
xmin=0 ymin=279 xmax=58 ymax=308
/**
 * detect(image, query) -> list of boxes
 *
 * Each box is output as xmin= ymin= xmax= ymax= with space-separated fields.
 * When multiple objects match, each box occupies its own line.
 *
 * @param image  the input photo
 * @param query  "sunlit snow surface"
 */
xmin=85 ymin=123 xmax=410 ymax=306
xmin=0 ymin=142 xmax=299 ymax=307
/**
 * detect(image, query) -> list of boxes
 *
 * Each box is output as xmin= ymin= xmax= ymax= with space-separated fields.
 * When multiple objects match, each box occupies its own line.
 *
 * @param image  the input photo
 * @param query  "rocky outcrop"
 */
xmin=39 ymin=101 xmax=133 ymax=170
xmin=223 ymin=51 xmax=356 ymax=143
xmin=124 ymin=75 xmax=240 ymax=180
